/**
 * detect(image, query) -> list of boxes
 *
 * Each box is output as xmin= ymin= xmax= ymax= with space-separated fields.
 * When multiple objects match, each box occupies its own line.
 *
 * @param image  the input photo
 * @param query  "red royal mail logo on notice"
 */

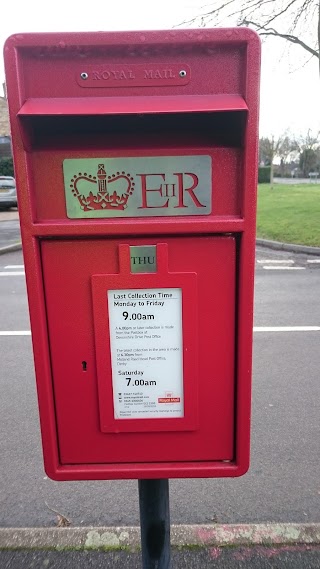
xmin=63 ymin=156 xmax=212 ymax=218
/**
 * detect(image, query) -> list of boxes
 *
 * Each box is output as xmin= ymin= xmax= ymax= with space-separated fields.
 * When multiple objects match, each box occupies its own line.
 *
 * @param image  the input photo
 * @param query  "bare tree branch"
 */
xmin=177 ymin=0 xmax=319 ymax=67
xmin=243 ymin=20 xmax=319 ymax=57
xmin=264 ymin=0 xmax=300 ymax=27
xmin=292 ymin=0 xmax=314 ymax=28
xmin=178 ymin=0 xmax=276 ymax=28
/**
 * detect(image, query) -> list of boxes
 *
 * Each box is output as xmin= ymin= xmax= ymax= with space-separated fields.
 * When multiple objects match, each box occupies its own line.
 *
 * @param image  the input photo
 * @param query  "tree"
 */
xmin=259 ymin=134 xmax=297 ymax=183
xmin=182 ymin=0 xmax=319 ymax=72
xmin=297 ymin=129 xmax=320 ymax=175
xmin=299 ymin=148 xmax=319 ymax=175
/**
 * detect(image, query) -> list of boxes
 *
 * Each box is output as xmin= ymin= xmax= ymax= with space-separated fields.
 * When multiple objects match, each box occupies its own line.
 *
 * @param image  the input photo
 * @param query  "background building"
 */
xmin=0 ymin=86 xmax=12 ymax=159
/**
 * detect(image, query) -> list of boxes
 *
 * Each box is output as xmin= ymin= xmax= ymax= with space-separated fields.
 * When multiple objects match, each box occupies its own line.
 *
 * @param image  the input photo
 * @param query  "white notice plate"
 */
xmin=107 ymin=288 xmax=184 ymax=419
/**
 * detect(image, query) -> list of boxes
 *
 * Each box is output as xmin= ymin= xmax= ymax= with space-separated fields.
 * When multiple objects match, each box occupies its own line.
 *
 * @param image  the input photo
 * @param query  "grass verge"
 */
xmin=257 ymin=183 xmax=320 ymax=247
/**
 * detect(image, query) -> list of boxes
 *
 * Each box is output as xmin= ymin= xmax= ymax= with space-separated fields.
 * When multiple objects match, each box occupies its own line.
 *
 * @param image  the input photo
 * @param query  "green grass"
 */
xmin=257 ymin=183 xmax=320 ymax=247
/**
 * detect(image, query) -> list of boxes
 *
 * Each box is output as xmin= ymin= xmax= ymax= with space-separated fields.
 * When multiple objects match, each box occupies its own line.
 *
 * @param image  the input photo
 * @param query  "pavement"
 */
xmin=0 ymin=525 xmax=319 ymax=567
xmin=1 ymin=544 xmax=320 ymax=568
xmin=1 ymin=208 xmax=320 ymax=257
xmin=273 ymin=177 xmax=319 ymax=185
xmin=0 ymin=208 xmax=319 ymax=567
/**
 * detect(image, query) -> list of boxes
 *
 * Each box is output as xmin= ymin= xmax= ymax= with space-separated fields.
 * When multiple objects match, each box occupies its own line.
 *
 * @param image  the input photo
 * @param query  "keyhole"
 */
xmin=82 ymin=361 xmax=87 ymax=372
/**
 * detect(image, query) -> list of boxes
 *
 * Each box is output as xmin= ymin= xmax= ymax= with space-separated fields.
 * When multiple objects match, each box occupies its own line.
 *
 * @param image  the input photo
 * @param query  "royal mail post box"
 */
xmin=4 ymin=28 xmax=260 ymax=480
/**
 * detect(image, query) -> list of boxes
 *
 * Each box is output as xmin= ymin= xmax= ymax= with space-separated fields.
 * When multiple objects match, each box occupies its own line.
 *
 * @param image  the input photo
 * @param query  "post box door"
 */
xmin=41 ymin=235 xmax=236 ymax=465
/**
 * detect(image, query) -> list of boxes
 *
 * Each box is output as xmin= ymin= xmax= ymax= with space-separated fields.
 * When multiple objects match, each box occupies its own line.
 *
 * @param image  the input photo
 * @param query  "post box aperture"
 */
xmin=4 ymin=28 xmax=260 ymax=480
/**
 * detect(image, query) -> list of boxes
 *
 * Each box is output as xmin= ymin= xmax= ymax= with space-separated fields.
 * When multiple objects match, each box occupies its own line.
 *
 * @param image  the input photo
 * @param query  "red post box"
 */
xmin=4 ymin=28 xmax=260 ymax=481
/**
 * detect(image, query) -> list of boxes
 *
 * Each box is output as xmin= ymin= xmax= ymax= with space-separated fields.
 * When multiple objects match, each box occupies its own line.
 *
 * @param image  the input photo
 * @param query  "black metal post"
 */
xmin=138 ymin=479 xmax=171 ymax=569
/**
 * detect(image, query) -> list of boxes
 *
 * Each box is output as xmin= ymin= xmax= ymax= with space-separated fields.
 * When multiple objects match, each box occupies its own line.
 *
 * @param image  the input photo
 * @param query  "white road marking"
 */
xmin=0 ymin=271 xmax=25 ymax=276
xmin=1 ymin=327 xmax=319 ymax=336
xmin=307 ymin=259 xmax=320 ymax=263
xmin=263 ymin=266 xmax=305 ymax=270
xmin=257 ymin=259 xmax=294 ymax=264
xmin=0 ymin=331 xmax=31 ymax=336
xmin=254 ymin=326 xmax=320 ymax=332
xmin=4 ymin=265 xmax=24 ymax=269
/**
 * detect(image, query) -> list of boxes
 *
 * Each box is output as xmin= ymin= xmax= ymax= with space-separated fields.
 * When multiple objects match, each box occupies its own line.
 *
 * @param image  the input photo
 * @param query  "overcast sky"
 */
xmin=1 ymin=0 xmax=319 ymax=138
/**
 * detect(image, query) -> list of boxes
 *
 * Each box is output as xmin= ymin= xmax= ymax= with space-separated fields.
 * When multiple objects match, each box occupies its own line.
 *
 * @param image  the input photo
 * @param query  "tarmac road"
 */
xmin=0 ymin=211 xmax=319 ymax=565
xmin=0 ymin=245 xmax=319 ymax=528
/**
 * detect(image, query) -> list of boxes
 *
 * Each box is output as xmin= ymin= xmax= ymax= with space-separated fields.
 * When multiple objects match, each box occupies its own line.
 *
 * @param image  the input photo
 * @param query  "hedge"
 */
xmin=258 ymin=166 xmax=271 ymax=184
xmin=0 ymin=157 xmax=14 ymax=177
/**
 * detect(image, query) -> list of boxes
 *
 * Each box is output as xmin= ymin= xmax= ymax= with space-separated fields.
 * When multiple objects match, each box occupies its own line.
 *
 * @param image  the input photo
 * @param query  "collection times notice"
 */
xmin=107 ymin=288 xmax=184 ymax=419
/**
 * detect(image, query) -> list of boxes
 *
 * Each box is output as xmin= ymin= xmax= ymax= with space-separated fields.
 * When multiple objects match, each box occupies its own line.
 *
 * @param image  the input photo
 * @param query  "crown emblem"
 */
xmin=70 ymin=164 xmax=135 ymax=211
